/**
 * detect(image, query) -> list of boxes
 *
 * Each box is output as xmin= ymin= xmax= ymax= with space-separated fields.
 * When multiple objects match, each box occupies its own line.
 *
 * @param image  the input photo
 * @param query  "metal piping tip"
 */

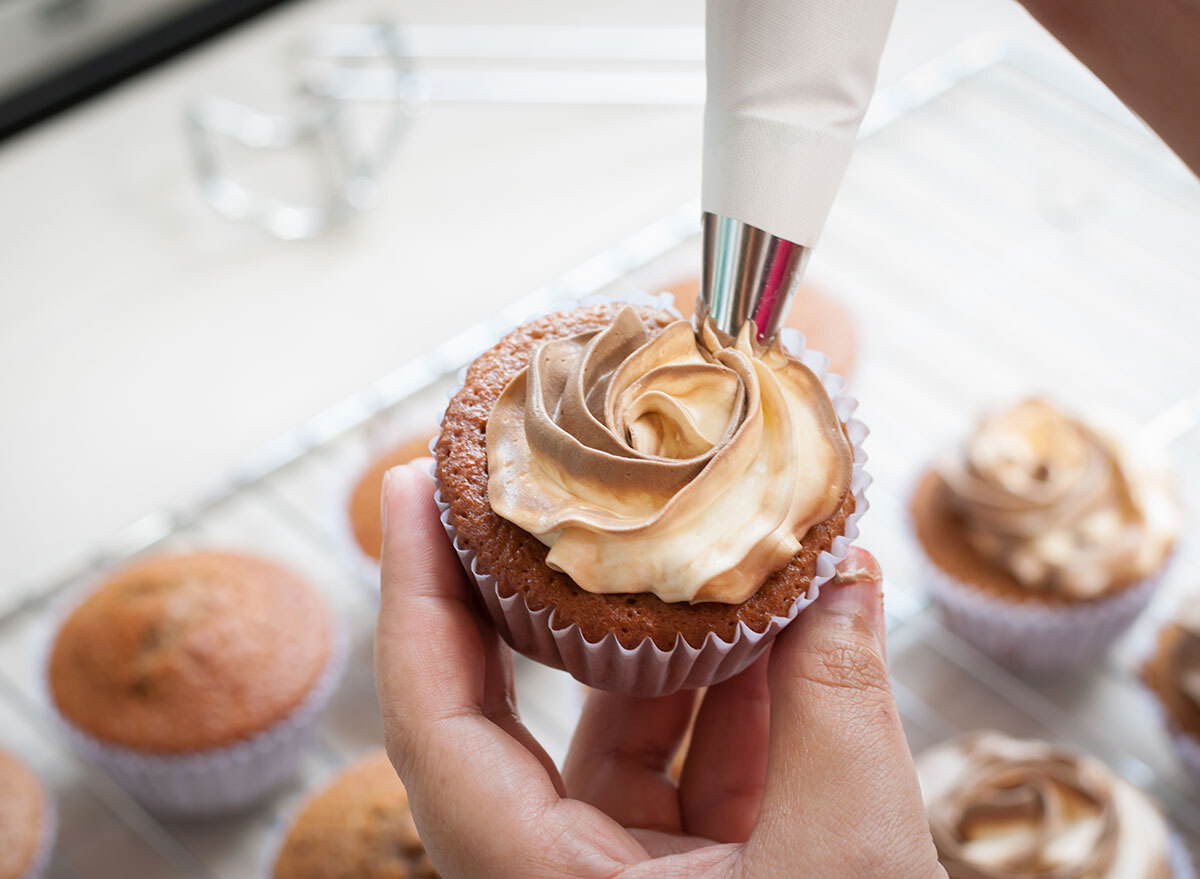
xmin=698 ymin=212 xmax=812 ymax=345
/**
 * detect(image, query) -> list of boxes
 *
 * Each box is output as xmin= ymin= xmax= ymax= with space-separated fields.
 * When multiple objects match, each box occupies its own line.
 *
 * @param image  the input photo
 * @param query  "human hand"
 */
xmin=375 ymin=462 xmax=944 ymax=879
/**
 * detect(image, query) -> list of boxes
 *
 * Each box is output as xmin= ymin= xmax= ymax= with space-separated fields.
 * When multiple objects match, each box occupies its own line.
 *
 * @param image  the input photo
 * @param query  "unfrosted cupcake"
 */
xmin=348 ymin=433 xmax=438 ymax=562
xmin=435 ymin=299 xmax=868 ymax=695
xmin=0 ymin=748 xmax=54 ymax=879
xmin=911 ymin=398 xmax=1178 ymax=670
xmin=916 ymin=731 xmax=1190 ymax=879
xmin=48 ymin=552 xmax=343 ymax=815
xmin=272 ymin=750 xmax=437 ymax=879
xmin=1142 ymin=601 xmax=1200 ymax=788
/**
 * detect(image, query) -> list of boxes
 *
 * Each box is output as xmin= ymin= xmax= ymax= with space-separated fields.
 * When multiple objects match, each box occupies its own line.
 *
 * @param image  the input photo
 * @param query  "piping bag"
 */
xmin=700 ymin=0 xmax=897 ymax=343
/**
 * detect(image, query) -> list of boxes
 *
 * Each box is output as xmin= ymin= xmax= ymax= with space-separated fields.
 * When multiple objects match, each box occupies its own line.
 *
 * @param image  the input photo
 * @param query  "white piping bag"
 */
xmin=699 ymin=0 xmax=896 ymax=342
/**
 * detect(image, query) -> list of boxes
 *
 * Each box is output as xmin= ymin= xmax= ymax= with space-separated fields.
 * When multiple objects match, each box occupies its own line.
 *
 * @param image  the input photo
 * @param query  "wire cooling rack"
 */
xmin=1 ymin=38 xmax=1199 ymax=877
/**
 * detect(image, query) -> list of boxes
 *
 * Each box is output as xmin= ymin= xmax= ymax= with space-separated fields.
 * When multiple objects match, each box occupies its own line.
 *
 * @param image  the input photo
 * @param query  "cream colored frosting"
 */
xmin=917 ymin=732 xmax=1172 ymax=879
xmin=485 ymin=306 xmax=853 ymax=604
xmin=937 ymin=399 xmax=1178 ymax=599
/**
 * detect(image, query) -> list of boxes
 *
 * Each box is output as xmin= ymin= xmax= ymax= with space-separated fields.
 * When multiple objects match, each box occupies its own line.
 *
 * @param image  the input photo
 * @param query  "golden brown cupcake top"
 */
xmin=486 ymin=306 xmax=853 ymax=604
xmin=0 ymin=748 xmax=47 ymax=879
xmin=49 ymin=552 xmax=331 ymax=753
xmin=917 ymin=732 xmax=1172 ymax=879
xmin=273 ymin=750 xmax=437 ymax=879
xmin=935 ymin=399 xmax=1177 ymax=600
xmin=349 ymin=434 xmax=437 ymax=562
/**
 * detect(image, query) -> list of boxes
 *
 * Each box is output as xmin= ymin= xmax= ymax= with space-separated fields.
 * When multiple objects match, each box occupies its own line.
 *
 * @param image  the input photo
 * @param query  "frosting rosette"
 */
xmin=937 ymin=399 xmax=1177 ymax=599
xmin=485 ymin=305 xmax=853 ymax=604
xmin=918 ymin=732 xmax=1173 ymax=879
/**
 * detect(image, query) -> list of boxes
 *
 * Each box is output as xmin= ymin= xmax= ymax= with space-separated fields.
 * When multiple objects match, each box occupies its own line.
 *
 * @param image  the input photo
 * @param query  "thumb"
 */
xmin=745 ymin=547 xmax=940 ymax=876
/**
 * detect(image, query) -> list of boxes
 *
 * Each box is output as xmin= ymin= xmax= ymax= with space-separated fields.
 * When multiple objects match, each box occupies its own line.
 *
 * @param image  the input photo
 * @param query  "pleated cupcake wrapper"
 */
xmin=922 ymin=557 xmax=1161 ymax=673
xmin=434 ymin=291 xmax=869 ymax=696
xmin=43 ymin=581 xmax=348 ymax=817
xmin=21 ymin=794 xmax=56 ymax=879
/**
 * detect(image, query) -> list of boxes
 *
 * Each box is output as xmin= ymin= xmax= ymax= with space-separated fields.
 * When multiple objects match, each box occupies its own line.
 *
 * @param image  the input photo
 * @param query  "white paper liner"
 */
xmin=21 ymin=792 xmax=56 ymax=879
xmin=44 ymin=581 xmax=347 ymax=817
xmin=922 ymin=558 xmax=1160 ymax=673
xmin=433 ymin=291 xmax=869 ymax=697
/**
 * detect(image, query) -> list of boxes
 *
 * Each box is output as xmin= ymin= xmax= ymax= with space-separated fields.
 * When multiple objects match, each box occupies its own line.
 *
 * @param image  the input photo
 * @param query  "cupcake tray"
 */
xmin=2 ymin=39 xmax=1199 ymax=877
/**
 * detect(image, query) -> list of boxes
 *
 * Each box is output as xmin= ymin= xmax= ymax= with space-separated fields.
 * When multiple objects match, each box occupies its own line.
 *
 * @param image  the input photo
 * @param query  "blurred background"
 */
xmin=2 ymin=0 xmax=1200 ymax=875
xmin=0 ymin=0 xmax=1056 ymax=595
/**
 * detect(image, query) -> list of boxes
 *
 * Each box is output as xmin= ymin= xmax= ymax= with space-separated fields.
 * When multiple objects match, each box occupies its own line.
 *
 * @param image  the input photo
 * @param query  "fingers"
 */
xmin=678 ymin=652 xmax=771 ymax=843
xmin=744 ymin=547 xmax=940 ymax=876
xmin=374 ymin=463 xmax=565 ymax=872
xmin=563 ymin=688 xmax=696 ymax=832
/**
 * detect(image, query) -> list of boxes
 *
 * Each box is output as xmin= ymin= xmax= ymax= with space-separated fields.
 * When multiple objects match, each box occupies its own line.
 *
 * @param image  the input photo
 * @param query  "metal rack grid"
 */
xmin=1 ymin=40 xmax=1198 ymax=877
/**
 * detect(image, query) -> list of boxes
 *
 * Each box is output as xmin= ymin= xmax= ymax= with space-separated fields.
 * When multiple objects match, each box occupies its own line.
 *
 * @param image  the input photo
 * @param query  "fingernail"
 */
xmin=819 ymin=581 xmax=884 ymax=641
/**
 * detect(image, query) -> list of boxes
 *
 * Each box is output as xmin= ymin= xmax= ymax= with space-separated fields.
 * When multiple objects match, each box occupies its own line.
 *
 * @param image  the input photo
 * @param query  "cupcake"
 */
xmin=0 ymin=748 xmax=54 ymax=879
xmin=1142 ymin=602 xmax=1200 ymax=788
xmin=917 ymin=731 xmax=1191 ymax=879
xmin=48 ymin=552 xmax=343 ymax=815
xmin=664 ymin=275 xmax=857 ymax=378
xmin=348 ymin=433 xmax=439 ymax=563
xmin=435 ymin=299 xmax=868 ymax=696
xmin=911 ymin=398 xmax=1178 ymax=671
xmin=271 ymin=750 xmax=437 ymax=879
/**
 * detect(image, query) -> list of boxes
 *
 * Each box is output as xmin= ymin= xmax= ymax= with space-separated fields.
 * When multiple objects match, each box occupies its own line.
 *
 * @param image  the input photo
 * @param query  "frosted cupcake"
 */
xmin=1142 ymin=601 xmax=1200 ymax=789
xmin=0 ymin=748 xmax=54 ymax=879
xmin=917 ymin=731 xmax=1191 ymax=879
xmin=48 ymin=552 xmax=343 ymax=815
xmin=911 ymin=399 xmax=1178 ymax=670
xmin=435 ymin=300 xmax=867 ymax=696
xmin=271 ymin=750 xmax=437 ymax=879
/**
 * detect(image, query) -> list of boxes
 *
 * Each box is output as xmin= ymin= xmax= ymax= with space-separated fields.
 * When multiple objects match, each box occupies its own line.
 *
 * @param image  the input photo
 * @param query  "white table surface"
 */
xmin=0 ymin=0 xmax=1051 ymax=596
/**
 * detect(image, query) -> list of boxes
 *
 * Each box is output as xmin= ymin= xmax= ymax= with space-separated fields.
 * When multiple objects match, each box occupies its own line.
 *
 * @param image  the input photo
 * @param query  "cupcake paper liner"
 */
xmin=922 ymin=558 xmax=1160 ymax=673
xmin=433 ymin=291 xmax=869 ymax=697
xmin=44 ymin=586 xmax=347 ymax=817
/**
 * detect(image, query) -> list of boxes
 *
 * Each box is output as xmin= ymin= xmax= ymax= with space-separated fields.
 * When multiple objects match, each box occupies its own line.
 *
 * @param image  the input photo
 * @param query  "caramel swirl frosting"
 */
xmin=937 ymin=399 xmax=1177 ymax=599
xmin=918 ymin=732 xmax=1172 ymax=879
xmin=485 ymin=306 xmax=853 ymax=604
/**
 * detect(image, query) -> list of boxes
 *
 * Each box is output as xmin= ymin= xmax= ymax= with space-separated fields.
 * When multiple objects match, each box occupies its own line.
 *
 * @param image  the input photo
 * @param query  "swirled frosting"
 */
xmin=937 ymin=399 xmax=1178 ymax=599
xmin=917 ymin=732 xmax=1172 ymax=879
xmin=485 ymin=306 xmax=853 ymax=604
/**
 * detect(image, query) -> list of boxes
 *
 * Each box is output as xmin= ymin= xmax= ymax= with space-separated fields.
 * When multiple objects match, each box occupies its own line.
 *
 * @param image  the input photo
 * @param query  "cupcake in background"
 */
xmin=347 ymin=432 xmax=438 ymax=564
xmin=911 ymin=398 xmax=1178 ymax=671
xmin=48 ymin=552 xmax=343 ymax=816
xmin=1143 ymin=599 xmax=1200 ymax=790
xmin=271 ymin=750 xmax=437 ymax=879
xmin=435 ymin=299 xmax=867 ymax=696
xmin=0 ymin=747 xmax=54 ymax=879
xmin=916 ymin=731 xmax=1191 ymax=879
xmin=664 ymin=275 xmax=858 ymax=379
